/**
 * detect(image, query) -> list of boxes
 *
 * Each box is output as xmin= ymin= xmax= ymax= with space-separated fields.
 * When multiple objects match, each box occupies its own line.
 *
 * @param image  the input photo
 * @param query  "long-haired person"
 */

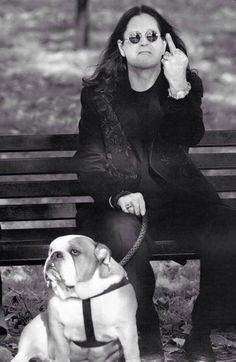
xmin=76 ymin=5 xmax=236 ymax=361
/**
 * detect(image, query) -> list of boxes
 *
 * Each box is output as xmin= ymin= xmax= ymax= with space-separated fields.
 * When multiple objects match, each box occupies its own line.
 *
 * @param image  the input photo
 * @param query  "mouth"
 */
xmin=46 ymin=263 xmax=76 ymax=289
xmin=45 ymin=262 xmax=61 ymax=282
xmin=138 ymin=50 xmax=152 ymax=55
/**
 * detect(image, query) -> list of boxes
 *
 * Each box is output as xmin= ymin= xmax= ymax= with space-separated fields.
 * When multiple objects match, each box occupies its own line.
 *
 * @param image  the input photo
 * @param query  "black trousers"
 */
xmin=93 ymin=197 xmax=236 ymax=334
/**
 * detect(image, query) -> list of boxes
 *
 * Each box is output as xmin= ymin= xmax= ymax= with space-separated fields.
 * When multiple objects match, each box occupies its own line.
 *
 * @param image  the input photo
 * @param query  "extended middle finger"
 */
xmin=166 ymin=33 xmax=176 ymax=54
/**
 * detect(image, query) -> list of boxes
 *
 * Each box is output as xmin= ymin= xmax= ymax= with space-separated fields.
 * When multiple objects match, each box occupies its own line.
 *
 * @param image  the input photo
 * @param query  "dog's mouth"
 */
xmin=46 ymin=262 xmax=60 ymax=278
xmin=46 ymin=262 xmax=76 ymax=291
xmin=45 ymin=262 xmax=63 ymax=285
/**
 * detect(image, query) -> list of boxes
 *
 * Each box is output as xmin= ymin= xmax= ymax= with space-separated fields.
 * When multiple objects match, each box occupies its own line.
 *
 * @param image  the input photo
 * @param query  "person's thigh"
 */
xmin=96 ymin=209 xmax=145 ymax=261
xmin=146 ymin=199 xmax=236 ymax=255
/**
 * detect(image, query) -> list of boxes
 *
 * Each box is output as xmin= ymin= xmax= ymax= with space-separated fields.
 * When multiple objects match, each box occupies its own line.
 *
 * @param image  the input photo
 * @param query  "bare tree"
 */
xmin=75 ymin=0 xmax=90 ymax=49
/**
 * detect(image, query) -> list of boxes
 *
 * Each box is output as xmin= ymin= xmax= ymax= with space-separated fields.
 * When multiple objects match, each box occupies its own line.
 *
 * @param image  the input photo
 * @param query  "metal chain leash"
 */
xmin=119 ymin=214 xmax=148 ymax=267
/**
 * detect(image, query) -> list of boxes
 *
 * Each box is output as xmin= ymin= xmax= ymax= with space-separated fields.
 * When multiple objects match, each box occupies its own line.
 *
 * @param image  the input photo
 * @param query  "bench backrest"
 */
xmin=0 ymin=131 xmax=235 ymax=264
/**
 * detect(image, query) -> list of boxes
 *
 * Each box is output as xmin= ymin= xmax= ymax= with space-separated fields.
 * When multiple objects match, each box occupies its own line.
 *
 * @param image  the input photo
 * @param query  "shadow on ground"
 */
xmin=2 ymin=328 xmax=236 ymax=361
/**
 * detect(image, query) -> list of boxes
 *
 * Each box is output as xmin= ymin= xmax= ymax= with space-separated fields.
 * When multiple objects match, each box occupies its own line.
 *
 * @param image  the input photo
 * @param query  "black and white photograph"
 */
xmin=0 ymin=1 xmax=235 ymax=361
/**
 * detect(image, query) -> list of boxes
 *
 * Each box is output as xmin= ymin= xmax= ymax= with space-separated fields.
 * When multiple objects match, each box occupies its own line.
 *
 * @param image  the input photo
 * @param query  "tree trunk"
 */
xmin=74 ymin=0 xmax=90 ymax=49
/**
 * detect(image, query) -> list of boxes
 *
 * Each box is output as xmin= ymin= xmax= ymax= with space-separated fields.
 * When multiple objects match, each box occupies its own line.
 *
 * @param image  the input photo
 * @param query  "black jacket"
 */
xmin=75 ymin=71 xmax=220 ymax=207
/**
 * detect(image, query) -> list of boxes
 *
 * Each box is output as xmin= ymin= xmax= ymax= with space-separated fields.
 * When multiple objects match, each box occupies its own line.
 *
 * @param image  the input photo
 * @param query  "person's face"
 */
xmin=117 ymin=13 xmax=166 ymax=71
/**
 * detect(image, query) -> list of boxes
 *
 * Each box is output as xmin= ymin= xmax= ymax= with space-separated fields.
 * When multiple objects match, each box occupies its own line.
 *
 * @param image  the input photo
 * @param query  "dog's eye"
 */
xmin=71 ymin=249 xmax=80 ymax=256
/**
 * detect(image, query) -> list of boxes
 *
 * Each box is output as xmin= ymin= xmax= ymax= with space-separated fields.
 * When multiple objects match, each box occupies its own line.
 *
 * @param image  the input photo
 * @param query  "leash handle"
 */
xmin=119 ymin=214 xmax=148 ymax=267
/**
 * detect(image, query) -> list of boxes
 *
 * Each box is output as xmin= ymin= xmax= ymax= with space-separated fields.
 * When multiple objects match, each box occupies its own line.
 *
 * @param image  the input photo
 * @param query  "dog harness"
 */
xmin=73 ymin=276 xmax=130 ymax=348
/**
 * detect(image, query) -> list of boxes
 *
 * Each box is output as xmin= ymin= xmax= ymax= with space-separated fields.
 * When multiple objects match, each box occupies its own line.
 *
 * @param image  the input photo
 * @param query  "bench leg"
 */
xmin=0 ymin=272 xmax=7 ymax=340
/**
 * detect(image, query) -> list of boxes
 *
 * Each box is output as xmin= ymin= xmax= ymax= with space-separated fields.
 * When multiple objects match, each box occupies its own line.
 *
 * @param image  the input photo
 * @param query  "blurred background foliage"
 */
xmin=0 ymin=0 xmax=235 ymax=349
xmin=0 ymin=0 xmax=235 ymax=135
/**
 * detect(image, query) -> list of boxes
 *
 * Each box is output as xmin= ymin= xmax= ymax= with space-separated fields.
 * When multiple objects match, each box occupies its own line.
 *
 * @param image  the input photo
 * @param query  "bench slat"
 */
xmin=0 ymin=245 xmax=48 ymax=265
xmin=0 ymin=199 xmax=234 ymax=219
xmin=0 ymin=204 xmax=77 ymax=221
xmin=0 ymin=228 xmax=198 ymax=265
xmin=199 ymin=130 xmax=236 ymax=147
xmin=207 ymin=176 xmax=236 ymax=191
xmin=151 ymin=239 xmax=199 ymax=260
xmin=0 ymin=176 xmax=235 ymax=198
xmin=223 ymin=199 xmax=236 ymax=208
xmin=0 ymin=242 xmax=198 ymax=265
xmin=0 ymin=227 xmax=79 ymax=265
xmin=191 ymin=153 xmax=236 ymax=169
xmin=0 ymin=227 xmax=79 ymax=242
xmin=0 ymin=180 xmax=82 ymax=198
xmin=0 ymin=134 xmax=78 ymax=152
xmin=0 ymin=198 xmax=234 ymax=222
xmin=0 ymin=158 xmax=77 ymax=175
xmin=0 ymin=153 xmax=236 ymax=176
xmin=0 ymin=131 xmax=235 ymax=152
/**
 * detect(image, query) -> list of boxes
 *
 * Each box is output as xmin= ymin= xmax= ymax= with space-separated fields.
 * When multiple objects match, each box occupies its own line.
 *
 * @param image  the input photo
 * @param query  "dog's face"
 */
xmin=44 ymin=235 xmax=111 ymax=299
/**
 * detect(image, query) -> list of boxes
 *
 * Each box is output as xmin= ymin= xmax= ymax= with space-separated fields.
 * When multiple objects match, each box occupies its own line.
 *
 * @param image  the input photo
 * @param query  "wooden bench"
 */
xmin=0 ymin=131 xmax=235 ymax=266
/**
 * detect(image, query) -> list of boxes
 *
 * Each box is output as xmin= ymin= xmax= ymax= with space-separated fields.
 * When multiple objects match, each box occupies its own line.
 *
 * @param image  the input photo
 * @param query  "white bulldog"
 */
xmin=12 ymin=235 xmax=140 ymax=362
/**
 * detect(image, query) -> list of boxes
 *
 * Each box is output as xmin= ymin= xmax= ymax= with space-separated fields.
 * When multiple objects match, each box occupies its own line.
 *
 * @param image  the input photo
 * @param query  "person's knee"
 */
xmin=97 ymin=210 xmax=141 ymax=259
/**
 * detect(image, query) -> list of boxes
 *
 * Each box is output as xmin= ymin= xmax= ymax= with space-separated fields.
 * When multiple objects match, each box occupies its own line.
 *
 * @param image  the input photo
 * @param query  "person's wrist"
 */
xmin=169 ymin=78 xmax=187 ymax=89
xmin=109 ymin=191 xmax=131 ymax=209
xmin=168 ymin=81 xmax=191 ymax=100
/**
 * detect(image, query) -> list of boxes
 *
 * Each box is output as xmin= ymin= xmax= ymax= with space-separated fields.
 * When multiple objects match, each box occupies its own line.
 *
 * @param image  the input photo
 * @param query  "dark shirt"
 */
xmin=117 ymin=77 xmax=174 ymax=204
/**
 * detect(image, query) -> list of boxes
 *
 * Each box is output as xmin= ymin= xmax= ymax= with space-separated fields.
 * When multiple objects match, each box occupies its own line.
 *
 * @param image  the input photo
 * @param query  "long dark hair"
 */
xmin=83 ymin=5 xmax=189 ymax=94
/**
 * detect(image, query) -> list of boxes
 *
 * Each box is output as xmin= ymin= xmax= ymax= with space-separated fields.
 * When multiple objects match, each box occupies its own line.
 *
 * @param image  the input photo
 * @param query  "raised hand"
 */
xmin=162 ymin=33 xmax=189 ymax=90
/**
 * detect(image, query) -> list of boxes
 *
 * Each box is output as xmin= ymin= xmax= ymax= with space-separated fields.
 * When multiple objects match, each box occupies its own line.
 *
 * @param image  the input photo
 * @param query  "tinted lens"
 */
xmin=128 ymin=33 xmax=141 ymax=44
xmin=126 ymin=30 xmax=158 ymax=44
xmin=146 ymin=31 xmax=158 ymax=42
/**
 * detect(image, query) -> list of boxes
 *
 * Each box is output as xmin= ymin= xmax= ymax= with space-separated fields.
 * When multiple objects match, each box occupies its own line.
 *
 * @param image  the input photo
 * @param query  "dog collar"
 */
xmin=90 ymin=275 xmax=130 ymax=299
xmin=73 ymin=276 xmax=130 ymax=348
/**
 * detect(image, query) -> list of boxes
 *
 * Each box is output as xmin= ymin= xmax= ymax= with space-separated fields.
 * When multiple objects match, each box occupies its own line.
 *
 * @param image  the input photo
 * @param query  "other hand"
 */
xmin=162 ymin=33 xmax=189 ymax=90
xmin=117 ymin=192 xmax=146 ymax=216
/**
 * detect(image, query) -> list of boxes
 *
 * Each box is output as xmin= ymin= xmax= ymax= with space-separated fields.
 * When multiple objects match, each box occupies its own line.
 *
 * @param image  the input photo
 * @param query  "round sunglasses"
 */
xmin=123 ymin=30 xmax=160 ymax=44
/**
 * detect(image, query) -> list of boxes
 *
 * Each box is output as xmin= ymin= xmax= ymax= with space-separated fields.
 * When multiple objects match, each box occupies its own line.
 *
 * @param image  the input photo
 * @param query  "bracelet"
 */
xmin=168 ymin=81 xmax=191 ymax=100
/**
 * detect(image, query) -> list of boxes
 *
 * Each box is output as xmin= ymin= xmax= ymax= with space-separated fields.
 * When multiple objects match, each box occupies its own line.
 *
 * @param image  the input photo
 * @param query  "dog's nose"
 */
xmin=52 ymin=251 xmax=63 ymax=259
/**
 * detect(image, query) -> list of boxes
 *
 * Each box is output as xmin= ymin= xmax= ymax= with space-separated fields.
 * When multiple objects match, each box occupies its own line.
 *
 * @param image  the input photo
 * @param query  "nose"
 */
xmin=140 ymin=34 xmax=148 ymax=46
xmin=51 ymin=251 xmax=63 ymax=260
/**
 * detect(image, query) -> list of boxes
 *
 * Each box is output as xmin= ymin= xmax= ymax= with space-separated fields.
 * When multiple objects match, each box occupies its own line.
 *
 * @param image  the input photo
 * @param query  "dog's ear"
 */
xmin=94 ymin=243 xmax=111 ymax=270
